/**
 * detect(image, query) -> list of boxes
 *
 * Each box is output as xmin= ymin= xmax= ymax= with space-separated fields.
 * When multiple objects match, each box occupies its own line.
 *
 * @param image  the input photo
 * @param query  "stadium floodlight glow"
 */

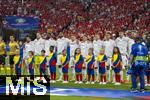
xmin=5 ymin=77 xmax=47 ymax=95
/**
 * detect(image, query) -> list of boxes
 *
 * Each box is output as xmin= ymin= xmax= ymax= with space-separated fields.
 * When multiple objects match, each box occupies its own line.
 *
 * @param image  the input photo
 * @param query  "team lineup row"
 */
xmin=0 ymin=31 xmax=149 ymax=86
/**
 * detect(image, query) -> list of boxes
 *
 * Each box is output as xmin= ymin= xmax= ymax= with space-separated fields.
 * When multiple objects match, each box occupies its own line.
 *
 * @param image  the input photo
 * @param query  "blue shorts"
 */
xmin=50 ymin=66 xmax=56 ymax=73
xmin=114 ymin=67 xmax=121 ymax=73
xmin=99 ymin=67 xmax=106 ymax=74
xmin=75 ymin=67 xmax=82 ymax=73
xmin=15 ymin=65 xmax=21 ymax=75
xmin=62 ymin=67 xmax=68 ymax=73
xmin=29 ymin=67 xmax=34 ymax=75
xmin=39 ymin=67 xmax=45 ymax=74
xmin=87 ymin=69 xmax=94 ymax=75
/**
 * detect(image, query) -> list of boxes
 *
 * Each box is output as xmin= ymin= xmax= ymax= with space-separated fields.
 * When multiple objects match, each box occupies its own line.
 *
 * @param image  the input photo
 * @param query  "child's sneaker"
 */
xmin=114 ymin=82 xmax=121 ymax=85
xmin=85 ymin=81 xmax=90 ymax=84
xmin=74 ymin=81 xmax=79 ymax=84
xmin=79 ymin=81 xmax=83 ymax=84
xmin=103 ymin=82 xmax=107 ymax=85
xmin=53 ymin=80 xmax=56 ymax=83
xmin=145 ymin=83 xmax=150 ymax=86
xmin=91 ymin=82 xmax=95 ymax=84
xmin=62 ymin=81 xmax=68 ymax=84
xmin=99 ymin=82 xmax=102 ymax=84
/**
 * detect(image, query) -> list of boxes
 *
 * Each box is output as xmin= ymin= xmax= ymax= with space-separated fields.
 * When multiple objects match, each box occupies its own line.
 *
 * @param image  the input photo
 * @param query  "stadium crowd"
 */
xmin=0 ymin=0 xmax=149 ymax=37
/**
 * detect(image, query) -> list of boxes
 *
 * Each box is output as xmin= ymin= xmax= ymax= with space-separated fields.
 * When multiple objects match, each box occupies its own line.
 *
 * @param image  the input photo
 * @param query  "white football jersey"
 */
xmin=115 ymin=36 xmax=128 ymax=55
xmin=45 ymin=38 xmax=57 ymax=56
xmin=24 ymin=41 xmax=34 ymax=53
xmin=57 ymin=37 xmax=69 ymax=54
xmin=103 ymin=39 xmax=116 ymax=57
xmin=80 ymin=41 xmax=88 ymax=57
xmin=24 ymin=41 xmax=34 ymax=58
xmin=69 ymin=40 xmax=80 ymax=57
xmin=34 ymin=38 xmax=45 ymax=55
xmin=93 ymin=40 xmax=103 ymax=56
xmin=87 ymin=41 xmax=93 ymax=50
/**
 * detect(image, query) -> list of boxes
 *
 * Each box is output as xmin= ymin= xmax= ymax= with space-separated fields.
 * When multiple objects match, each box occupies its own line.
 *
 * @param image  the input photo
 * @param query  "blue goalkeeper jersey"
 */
xmin=131 ymin=43 xmax=148 ymax=57
xmin=131 ymin=43 xmax=148 ymax=68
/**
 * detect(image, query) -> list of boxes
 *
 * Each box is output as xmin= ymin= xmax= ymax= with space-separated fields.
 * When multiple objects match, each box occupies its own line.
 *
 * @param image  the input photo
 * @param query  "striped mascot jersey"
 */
xmin=75 ymin=54 xmax=84 ymax=69
xmin=85 ymin=55 xmax=95 ymax=69
xmin=60 ymin=54 xmax=69 ymax=69
xmin=39 ymin=56 xmax=47 ymax=68
xmin=97 ymin=54 xmax=107 ymax=68
xmin=47 ymin=52 xmax=57 ymax=67
xmin=27 ymin=57 xmax=34 ymax=68
xmin=112 ymin=54 xmax=122 ymax=68
xmin=13 ymin=55 xmax=22 ymax=67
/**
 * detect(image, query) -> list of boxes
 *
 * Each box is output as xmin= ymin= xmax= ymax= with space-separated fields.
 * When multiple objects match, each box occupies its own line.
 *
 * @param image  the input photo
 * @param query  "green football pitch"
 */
xmin=50 ymin=67 xmax=150 ymax=90
xmin=50 ymin=95 xmax=129 ymax=100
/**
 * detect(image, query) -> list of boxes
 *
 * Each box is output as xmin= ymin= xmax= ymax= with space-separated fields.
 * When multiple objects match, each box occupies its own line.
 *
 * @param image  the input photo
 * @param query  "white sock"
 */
xmin=58 ymin=68 xmax=63 ymax=80
xmin=95 ymin=70 xmax=99 ymax=81
xmin=72 ymin=68 xmax=75 ymax=79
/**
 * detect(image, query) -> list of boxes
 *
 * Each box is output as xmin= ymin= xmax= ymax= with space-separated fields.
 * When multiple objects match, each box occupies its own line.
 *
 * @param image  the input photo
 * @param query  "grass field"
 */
xmin=51 ymin=82 xmax=150 ymax=91
xmin=50 ymin=68 xmax=150 ymax=100
xmin=50 ymin=68 xmax=150 ymax=91
xmin=50 ymin=95 xmax=130 ymax=100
